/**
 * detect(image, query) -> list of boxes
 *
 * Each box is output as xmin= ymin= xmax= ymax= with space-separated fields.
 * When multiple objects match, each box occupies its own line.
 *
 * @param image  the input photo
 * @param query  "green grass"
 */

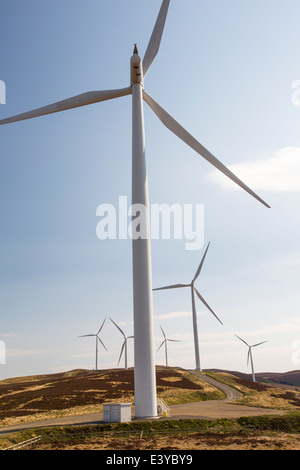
xmin=236 ymin=413 xmax=300 ymax=433
xmin=1 ymin=412 xmax=299 ymax=449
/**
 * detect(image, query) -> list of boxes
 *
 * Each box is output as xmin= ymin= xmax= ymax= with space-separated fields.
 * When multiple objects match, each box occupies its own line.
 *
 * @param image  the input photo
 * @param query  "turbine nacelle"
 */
xmin=131 ymin=45 xmax=143 ymax=85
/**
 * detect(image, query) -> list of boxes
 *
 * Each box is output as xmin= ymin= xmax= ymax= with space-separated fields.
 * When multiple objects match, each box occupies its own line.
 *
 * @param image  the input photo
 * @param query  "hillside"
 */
xmin=208 ymin=369 xmax=300 ymax=388
xmin=256 ymin=370 xmax=300 ymax=387
xmin=0 ymin=367 xmax=223 ymax=427
xmin=1 ymin=367 xmax=300 ymax=451
xmin=1 ymin=367 xmax=300 ymax=430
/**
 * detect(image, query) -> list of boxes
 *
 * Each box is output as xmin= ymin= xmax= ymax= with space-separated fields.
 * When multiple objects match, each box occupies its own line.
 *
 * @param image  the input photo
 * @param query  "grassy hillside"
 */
xmin=208 ymin=368 xmax=300 ymax=388
xmin=0 ymin=367 xmax=223 ymax=427
xmin=204 ymin=370 xmax=300 ymax=410
xmin=1 ymin=367 xmax=300 ymax=429
xmin=1 ymin=367 xmax=300 ymax=450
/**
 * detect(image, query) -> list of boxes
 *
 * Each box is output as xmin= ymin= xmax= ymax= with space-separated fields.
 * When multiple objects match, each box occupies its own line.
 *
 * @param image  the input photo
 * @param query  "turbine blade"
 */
xmin=78 ymin=334 xmax=95 ymax=337
xmin=143 ymin=0 xmax=170 ymax=78
xmin=160 ymin=326 xmax=166 ymax=339
xmin=97 ymin=336 xmax=108 ymax=352
xmin=143 ymin=91 xmax=270 ymax=209
xmin=157 ymin=340 xmax=166 ymax=352
xmin=193 ymin=287 xmax=223 ymax=325
xmin=109 ymin=317 xmax=125 ymax=338
xmin=252 ymin=340 xmax=268 ymax=348
xmin=153 ymin=283 xmax=190 ymax=291
xmin=235 ymin=334 xmax=249 ymax=347
xmin=193 ymin=242 xmax=210 ymax=282
xmin=0 ymin=87 xmax=132 ymax=126
xmin=117 ymin=341 xmax=126 ymax=366
xmin=167 ymin=339 xmax=181 ymax=342
xmin=97 ymin=317 xmax=107 ymax=334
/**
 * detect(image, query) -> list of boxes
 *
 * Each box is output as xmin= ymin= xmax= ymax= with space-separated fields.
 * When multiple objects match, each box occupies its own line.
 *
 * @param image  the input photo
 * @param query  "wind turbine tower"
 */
xmin=0 ymin=1 xmax=270 ymax=418
xmin=235 ymin=334 xmax=268 ymax=382
xmin=78 ymin=318 xmax=108 ymax=371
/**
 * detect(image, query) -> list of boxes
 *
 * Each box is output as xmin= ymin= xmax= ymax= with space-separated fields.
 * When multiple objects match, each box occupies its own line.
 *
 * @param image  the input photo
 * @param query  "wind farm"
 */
xmin=0 ymin=0 xmax=270 ymax=419
xmin=1 ymin=1 xmax=299 ymax=447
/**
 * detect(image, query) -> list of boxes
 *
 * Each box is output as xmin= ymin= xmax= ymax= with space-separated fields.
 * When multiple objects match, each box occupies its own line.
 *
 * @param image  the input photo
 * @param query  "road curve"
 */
xmin=187 ymin=370 xmax=241 ymax=402
xmin=168 ymin=370 xmax=286 ymax=421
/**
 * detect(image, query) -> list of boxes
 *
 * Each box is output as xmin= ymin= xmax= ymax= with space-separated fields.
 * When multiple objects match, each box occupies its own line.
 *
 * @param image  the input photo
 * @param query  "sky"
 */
xmin=1 ymin=0 xmax=300 ymax=380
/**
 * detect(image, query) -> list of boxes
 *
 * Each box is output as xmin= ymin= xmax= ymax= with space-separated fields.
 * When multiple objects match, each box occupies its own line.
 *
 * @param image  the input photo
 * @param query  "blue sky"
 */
xmin=1 ymin=0 xmax=300 ymax=379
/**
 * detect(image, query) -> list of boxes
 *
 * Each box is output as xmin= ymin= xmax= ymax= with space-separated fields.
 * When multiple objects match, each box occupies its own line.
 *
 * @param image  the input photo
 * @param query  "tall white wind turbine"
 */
xmin=235 ymin=334 xmax=268 ymax=382
xmin=79 ymin=318 xmax=108 ymax=371
xmin=109 ymin=317 xmax=134 ymax=370
xmin=157 ymin=326 xmax=180 ymax=367
xmin=0 ymin=1 xmax=270 ymax=417
xmin=154 ymin=242 xmax=222 ymax=371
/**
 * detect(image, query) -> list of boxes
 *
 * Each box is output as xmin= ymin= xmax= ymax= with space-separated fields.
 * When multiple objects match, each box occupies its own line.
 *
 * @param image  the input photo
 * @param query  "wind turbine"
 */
xmin=157 ymin=326 xmax=180 ymax=367
xmin=78 ymin=318 xmax=108 ymax=371
xmin=235 ymin=334 xmax=268 ymax=382
xmin=0 ymin=0 xmax=270 ymax=418
xmin=153 ymin=242 xmax=222 ymax=371
xmin=109 ymin=317 xmax=134 ymax=370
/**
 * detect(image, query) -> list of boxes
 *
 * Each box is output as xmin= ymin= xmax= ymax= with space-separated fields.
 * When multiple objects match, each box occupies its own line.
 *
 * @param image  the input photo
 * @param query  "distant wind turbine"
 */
xmin=235 ymin=334 xmax=268 ymax=382
xmin=109 ymin=317 xmax=134 ymax=370
xmin=79 ymin=318 xmax=107 ymax=371
xmin=0 ymin=0 xmax=270 ymax=418
xmin=157 ymin=326 xmax=180 ymax=367
xmin=153 ymin=242 xmax=222 ymax=371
